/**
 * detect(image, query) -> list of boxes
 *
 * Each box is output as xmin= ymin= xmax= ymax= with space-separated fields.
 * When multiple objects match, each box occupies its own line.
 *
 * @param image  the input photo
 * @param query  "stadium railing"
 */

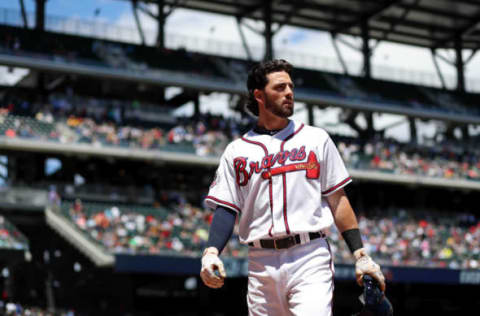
xmin=2 ymin=7 xmax=480 ymax=91
xmin=1 ymin=113 xmax=480 ymax=187
xmin=0 ymin=215 xmax=29 ymax=250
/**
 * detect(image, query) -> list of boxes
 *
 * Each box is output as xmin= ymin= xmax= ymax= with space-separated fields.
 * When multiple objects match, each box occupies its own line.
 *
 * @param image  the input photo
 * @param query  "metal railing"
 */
xmin=0 ymin=214 xmax=29 ymax=249
xmin=1 ymin=7 xmax=479 ymax=91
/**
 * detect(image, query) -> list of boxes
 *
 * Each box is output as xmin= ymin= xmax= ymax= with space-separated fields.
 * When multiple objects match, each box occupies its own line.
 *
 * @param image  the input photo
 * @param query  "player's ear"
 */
xmin=253 ymin=89 xmax=265 ymax=107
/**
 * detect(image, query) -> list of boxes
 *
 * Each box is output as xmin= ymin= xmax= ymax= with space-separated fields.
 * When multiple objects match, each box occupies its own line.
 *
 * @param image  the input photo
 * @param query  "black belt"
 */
xmin=248 ymin=232 xmax=325 ymax=250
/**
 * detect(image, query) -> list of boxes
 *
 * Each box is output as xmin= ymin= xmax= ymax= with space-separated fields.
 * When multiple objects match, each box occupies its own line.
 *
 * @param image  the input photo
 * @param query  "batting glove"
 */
xmin=200 ymin=247 xmax=226 ymax=289
xmin=354 ymin=248 xmax=386 ymax=292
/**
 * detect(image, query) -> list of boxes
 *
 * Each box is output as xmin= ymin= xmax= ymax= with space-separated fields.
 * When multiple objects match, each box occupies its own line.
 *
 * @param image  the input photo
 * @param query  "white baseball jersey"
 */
xmin=205 ymin=120 xmax=351 ymax=244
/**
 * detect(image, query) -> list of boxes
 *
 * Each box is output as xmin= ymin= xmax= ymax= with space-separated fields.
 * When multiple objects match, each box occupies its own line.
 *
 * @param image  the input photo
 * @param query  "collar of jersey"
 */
xmin=250 ymin=120 xmax=294 ymax=138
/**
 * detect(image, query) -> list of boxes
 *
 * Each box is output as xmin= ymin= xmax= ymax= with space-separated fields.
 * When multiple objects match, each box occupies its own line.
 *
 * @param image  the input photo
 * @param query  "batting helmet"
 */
xmin=356 ymin=275 xmax=393 ymax=316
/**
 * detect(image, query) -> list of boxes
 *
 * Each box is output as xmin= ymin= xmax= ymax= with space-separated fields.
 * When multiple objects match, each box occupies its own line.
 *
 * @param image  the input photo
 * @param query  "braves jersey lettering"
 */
xmin=234 ymin=146 xmax=307 ymax=186
xmin=205 ymin=120 xmax=352 ymax=244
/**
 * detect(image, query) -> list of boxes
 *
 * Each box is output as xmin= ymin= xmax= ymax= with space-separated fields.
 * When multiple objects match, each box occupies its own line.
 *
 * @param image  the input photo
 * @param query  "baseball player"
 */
xmin=200 ymin=59 xmax=386 ymax=315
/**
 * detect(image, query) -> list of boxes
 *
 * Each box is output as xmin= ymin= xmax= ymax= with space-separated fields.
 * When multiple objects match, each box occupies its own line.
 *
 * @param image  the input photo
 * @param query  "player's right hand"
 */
xmin=354 ymin=248 xmax=386 ymax=292
xmin=200 ymin=247 xmax=226 ymax=289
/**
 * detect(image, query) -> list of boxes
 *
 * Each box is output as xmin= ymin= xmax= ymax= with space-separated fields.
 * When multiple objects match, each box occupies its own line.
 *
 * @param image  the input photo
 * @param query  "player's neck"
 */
xmin=256 ymin=116 xmax=289 ymax=131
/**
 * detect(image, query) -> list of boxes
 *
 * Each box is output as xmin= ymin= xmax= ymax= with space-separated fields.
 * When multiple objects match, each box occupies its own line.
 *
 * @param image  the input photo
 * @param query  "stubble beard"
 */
xmin=265 ymin=96 xmax=294 ymax=118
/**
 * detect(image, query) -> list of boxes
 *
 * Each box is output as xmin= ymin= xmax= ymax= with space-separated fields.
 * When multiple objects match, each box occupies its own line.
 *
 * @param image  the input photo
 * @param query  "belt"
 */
xmin=248 ymin=232 xmax=325 ymax=250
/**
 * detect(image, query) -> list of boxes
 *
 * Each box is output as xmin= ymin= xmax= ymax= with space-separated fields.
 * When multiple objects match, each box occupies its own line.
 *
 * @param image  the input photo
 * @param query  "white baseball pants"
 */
xmin=247 ymin=237 xmax=334 ymax=316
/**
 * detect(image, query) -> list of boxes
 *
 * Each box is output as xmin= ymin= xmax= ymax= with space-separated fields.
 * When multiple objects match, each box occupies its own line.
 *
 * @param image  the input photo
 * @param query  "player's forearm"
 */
xmin=326 ymin=189 xmax=364 ymax=254
xmin=206 ymin=206 xmax=237 ymax=254
xmin=334 ymin=203 xmax=364 ymax=253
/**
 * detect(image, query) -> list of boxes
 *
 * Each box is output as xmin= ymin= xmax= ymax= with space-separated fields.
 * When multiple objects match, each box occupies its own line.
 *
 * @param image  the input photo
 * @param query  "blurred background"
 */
xmin=0 ymin=0 xmax=479 ymax=315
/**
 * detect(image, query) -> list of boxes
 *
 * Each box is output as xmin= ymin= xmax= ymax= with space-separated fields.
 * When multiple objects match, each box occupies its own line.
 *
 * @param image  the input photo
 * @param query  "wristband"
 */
xmin=342 ymin=228 xmax=363 ymax=254
xmin=202 ymin=247 xmax=219 ymax=257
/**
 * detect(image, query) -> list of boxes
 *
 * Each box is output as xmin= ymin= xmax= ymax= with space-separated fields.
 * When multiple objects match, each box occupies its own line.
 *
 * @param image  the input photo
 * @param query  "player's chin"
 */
xmin=275 ymin=106 xmax=293 ymax=118
xmin=284 ymin=108 xmax=294 ymax=117
xmin=283 ymin=104 xmax=294 ymax=116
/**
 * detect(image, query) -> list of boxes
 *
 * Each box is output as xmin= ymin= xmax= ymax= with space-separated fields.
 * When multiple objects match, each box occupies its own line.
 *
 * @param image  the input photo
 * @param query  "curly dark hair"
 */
xmin=245 ymin=59 xmax=293 ymax=117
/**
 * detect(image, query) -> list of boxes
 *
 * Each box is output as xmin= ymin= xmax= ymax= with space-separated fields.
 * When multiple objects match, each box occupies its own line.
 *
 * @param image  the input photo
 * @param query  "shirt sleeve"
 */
xmin=204 ymin=148 xmax=243 ymax=213
xmin=320 ymin=136 xmax=352 ymax=196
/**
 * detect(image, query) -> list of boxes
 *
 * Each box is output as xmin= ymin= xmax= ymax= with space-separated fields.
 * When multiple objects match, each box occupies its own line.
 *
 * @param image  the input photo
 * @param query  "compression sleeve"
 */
xmin=206 ymin=206 xmax=237 ymax=254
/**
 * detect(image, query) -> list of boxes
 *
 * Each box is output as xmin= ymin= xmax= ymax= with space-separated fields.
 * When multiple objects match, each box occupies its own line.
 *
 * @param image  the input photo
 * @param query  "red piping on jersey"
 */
xmin=322 ymin=176 xmax=352 ymax=195
xmin=279 ymin=123 xmax=305 ymax=235
xmin=239 ymin=136 xmax=275 ymax=236
xmin=240 ymin=137 xmax=268 ymax=155
xmin=281 ymin=173 xmax=288 ymax=234
xmin=205 ymin=196 xmax=241 ymax=213
xmin=268 ymin=178 xmax=273 ymax=237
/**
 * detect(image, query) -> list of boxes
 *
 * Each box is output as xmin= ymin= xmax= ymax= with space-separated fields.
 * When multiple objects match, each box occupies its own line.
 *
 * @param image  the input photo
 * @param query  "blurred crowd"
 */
xmin=336 ymin=135 xmax=480 ymax=181
xmin=0 ymin=95 xmax=251 ymax=157
xmin=64 ymin=198 xmax=246 ymax=258
xmin=0 ymin=301 xmax=74 ymax=316
xmin=0 ymin=105 xmax=480 ymax=180
xmin=2 ymin=98 xmax=480 ymax=181
xmin=62 ymin=198 xmax=479 ymax=270
xmin=329 ymin=208 xmax=480 ymax=269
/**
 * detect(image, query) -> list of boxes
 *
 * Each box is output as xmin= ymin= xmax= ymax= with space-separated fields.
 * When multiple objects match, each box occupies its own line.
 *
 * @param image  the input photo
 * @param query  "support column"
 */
xmin=236 ymin=18 xmax=253 ymax=61
xmin=430 ymin=49 xmax=447 ymax=89
xmin=330 ymin=33 xmax=349 ymax=74
xmin=0 ymin=157 xmax=6 ymax=184
xmin=193 ymin=93 xmax=200 ymax=118
xmin=461 ymin=125 xmax=470 ymax=141
xmin=365 ymin=112 xmax=375 ymax=138
xmin=361 ymin=20 xmax=371 ymax=79
xmin=342 ymin=110 xmax=365 ymax=138
xmin=263 ymin=1 xmax=273 ymax=61
xmin=156 ymin=0 xmax=165 ymax=49
xmin=33 ymin=0 xmax=48 ymax=108
xmin=132 ymin=0 xmax=146 ymax=46
xmin=37 ymin=73 xmax=47 ymax=104
xmin=19 ymin=0 xmax=29 ymax=28
xmin=156 ymin=0 xmax=166 ymax=103
xmin=409 ymin=117 xmax=417 ymax=144
xmin=455 ymin=36 xmax=465 ymax=93
xmin=35 ymin=0 xmax=47 ymax=32
xmin=7 ymin=155 xmax=16 ymax=184
xmin=307 ymin=104 xmax=315 ymax=126
xmin=445 ymin=124 xmax=456 ymax=140
xmin=46 ymin=269 xmax=56 ymax=313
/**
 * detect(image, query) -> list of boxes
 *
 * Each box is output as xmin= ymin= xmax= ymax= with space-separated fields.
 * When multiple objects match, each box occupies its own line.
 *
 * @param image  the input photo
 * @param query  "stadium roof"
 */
xmin=130 ymin=0 xmax=480 ymax=50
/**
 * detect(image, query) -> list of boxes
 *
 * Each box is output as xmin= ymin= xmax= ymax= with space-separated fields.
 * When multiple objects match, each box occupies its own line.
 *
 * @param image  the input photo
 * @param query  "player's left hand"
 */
xmin=354 ymin=248 xmax=386 ymax=292
xmin=200 ymin=247 xmax=226 ymax=289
